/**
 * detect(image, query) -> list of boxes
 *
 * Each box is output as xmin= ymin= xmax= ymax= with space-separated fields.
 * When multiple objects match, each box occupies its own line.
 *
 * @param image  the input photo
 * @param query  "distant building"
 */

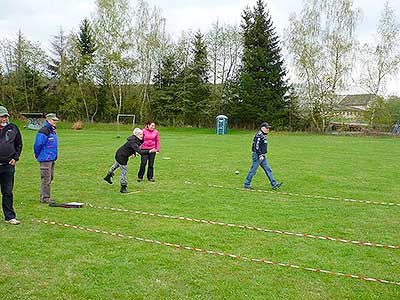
xmin=334 ymin=94 xmax=376 ymax=119
xmin=329 ymin=94 xmax=376 ymax=131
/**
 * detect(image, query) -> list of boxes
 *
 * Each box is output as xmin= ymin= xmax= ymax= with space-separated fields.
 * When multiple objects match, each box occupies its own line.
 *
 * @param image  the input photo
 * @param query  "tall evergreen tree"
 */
xmin=77 ymin=18 xmax=97 ymax=69
xmin=78 ymin=19 xmax=96 ymax=56
xmin=75 ymin=18 xmax=98 ymax=122
xmin=229 ymin=0 xmax=288 ymax=128
xmin=178 ymin=31 xmax=210 ymax=126
xmin=151 ymin=54 xmax=182 ymax=125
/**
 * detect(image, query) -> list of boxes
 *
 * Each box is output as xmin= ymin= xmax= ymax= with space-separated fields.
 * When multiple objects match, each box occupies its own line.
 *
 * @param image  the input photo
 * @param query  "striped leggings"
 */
xmin=108 ymin=161 xmax=128 ymax=185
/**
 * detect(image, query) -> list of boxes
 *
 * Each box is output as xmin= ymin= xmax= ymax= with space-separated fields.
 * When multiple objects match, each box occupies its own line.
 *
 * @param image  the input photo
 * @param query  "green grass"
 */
xmin=0 ymin=125 xmax=399 ymax=299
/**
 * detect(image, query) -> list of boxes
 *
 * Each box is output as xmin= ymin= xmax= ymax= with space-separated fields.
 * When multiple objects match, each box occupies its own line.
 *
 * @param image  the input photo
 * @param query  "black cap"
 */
xmin=260 ymin=122 xmax=272 ymax=129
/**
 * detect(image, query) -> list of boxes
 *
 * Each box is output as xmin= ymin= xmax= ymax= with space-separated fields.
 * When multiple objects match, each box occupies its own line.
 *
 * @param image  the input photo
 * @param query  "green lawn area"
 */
xmin=1 ymin=124 xmax=399 ymax=299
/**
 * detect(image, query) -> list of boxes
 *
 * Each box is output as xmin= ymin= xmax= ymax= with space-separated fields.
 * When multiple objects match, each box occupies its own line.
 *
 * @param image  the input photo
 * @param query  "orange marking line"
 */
xmin=183 ymin=181 xmax=400 ymax=207
xmin=32 ymin=219 xmax=400 ymax=286
xmin=87 ymin=204 xmax=400 ymax=250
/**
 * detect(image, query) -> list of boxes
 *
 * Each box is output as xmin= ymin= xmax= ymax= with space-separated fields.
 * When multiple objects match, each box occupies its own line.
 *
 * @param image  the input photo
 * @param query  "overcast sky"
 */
xmin=1 ymin=0 xmax=399 ymax=94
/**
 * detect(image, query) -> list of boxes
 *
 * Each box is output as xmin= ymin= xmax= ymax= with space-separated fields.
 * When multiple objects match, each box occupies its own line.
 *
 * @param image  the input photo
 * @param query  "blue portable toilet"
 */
xmin=215 ymin=115 xmax=228 ymax=135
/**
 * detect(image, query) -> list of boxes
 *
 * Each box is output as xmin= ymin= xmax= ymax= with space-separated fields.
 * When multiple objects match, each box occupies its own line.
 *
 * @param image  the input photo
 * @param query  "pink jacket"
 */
xmin=141 ymin=128 xmax=160 ymax=152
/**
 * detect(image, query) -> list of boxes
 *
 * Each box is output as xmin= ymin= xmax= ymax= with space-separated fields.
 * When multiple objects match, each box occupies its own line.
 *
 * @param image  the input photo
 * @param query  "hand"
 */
xmin=131 ymin=154 xmax=136 ymax=159
xmin=9 ymin=159 xmax=16 ymax=166
xmin=259 ymin=155 xmax=264 ymax=161
xmin=149 ymin=148 xmax=156 ymax=153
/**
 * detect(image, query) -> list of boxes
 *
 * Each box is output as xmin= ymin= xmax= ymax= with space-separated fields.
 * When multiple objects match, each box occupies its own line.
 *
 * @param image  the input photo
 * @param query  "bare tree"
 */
xmin=286 ymin=0 xmax=360 ymax=131
xmin=134 ymin=0 xmax=168 ymax=121
xmin=357 ymin=1 xmax=400 ymax=126
xmin=0 ymin=31 xmax=47 ymax=112
xmin=207 ymin=22 xmax=242 ymax=88
xmin=206 ymin=22 xmax=242 ymax=114
xmin=175 ymin=31 xmax=193 ymax=70
xmin=48 ymin=27 xmax=69 ymax=80
xmin=93 ymin=0 xmax=136 ymax=115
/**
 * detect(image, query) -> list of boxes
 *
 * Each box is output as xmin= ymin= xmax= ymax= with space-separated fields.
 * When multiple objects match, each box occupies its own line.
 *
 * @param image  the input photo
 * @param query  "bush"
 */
xmin=72 ymin=121 xmax=83 ymax=130
xmin=365 ymin=96 xmax=400 ymax=131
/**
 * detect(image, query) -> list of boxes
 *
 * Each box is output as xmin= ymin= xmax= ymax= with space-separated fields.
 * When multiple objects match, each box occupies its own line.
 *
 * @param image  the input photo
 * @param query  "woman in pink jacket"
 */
xmin=137 ymin=121 xmax=160 ymax=182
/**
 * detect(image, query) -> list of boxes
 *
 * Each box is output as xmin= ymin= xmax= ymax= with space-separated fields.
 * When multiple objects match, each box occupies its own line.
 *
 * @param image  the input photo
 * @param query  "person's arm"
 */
xmin=13 ymin=127 xmax=23 ymax=161
xmin=155 ymin=131 xmax=160 ymax=152
xmin=255 ymin=133 xmax=266 ymax=160
xmin=254 ymin=134 xmax=262 ymax=157
xmin=131 ymin=141 xmax=150 ymax=156
xmin=33 ymin=133 xmax=46 ymax=159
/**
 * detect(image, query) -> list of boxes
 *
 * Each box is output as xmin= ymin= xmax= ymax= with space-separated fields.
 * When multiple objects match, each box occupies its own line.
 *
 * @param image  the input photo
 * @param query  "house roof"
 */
xmin=333 ymin=105 xmax=366 ymax=112
xmin=339 ymin=94 xmax=376 ymax=106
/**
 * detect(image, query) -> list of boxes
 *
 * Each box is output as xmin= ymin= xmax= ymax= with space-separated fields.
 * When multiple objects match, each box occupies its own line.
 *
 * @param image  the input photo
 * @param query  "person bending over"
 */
xmin=104 ymin=128 xmax=156 ymax=193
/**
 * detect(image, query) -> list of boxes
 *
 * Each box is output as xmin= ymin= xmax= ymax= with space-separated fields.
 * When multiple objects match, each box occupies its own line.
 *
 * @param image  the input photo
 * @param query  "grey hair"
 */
xmin=133 ymin=128 xmax=143 ymax=136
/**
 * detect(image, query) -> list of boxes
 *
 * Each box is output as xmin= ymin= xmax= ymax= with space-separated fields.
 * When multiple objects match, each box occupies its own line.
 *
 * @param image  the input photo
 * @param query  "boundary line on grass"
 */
xmin=32 ymin=219 xmax=400 ymax=286
xmin=184 ymin=181 xmax=400 ymax=208
xmin=86 ymin=204 xmax=399 ymax=250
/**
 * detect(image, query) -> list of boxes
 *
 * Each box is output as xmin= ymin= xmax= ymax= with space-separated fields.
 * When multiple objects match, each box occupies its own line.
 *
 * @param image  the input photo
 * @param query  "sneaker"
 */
xmin=41 ymin=199 xmax=56 ymax=205
xmin=148 ymin=178 xmax=155 ymax=182
xmin=6 ymin=218 xmax=20 ymax=225
xmin=244 ymin=186 xmax=254 ymax=190
xmin=137 ymin=178 xmax=143 ymax=182
xmin=272 ymin=182 xmax=283 ymax=190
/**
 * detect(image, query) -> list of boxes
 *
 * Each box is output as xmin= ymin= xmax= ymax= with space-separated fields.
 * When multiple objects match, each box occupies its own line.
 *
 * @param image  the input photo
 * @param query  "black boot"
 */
xmin=120 ymin=184 xmax=128 ymax=193
xmin=103 ymin=172 xmax=113 ymax=184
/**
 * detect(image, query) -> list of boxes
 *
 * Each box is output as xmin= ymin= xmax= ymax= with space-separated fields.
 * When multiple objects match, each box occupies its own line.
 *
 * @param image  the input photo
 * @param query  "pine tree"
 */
xmin=74 ymin=18 xmax=98 ymax=122
xmin=179 ymin=31 xmax=210 ymax=126
xmin=151 ymin=54 xmax=182 ymax=125
xmin=230 ymin=0 xmax=288 ymax=128
xmin=77 ymin=18 xmax=97 ymax=71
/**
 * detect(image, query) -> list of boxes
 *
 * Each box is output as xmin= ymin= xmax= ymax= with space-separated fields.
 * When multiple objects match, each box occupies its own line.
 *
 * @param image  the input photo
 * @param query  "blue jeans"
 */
xmin=244 ymin=152 xmax=277 ymax=188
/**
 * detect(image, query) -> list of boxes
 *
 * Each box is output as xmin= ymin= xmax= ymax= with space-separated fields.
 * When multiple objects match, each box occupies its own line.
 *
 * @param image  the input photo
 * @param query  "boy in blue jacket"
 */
xmin=34 ymin=113 xmax=59 ymax=204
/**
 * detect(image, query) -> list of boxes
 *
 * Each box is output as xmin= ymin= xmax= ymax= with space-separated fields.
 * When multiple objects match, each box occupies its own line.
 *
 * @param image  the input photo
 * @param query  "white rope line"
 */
xmin=32 ymin=219 xmax=400 ymax=286
xmin=86 ymin=204 xmax=399 ymax=250
xmin=184 ymin=181 xmax=400 ymax=208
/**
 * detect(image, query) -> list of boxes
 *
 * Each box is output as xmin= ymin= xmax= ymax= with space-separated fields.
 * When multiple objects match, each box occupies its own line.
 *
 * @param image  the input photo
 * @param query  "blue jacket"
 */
xmin=34 ymin=121 xmax=58 ymax=162
xmin=251 ymin=130 xmax=268 ymax=156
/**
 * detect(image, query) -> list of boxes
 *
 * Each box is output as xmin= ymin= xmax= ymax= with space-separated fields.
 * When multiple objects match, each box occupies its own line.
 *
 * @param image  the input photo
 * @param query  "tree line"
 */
xmin=1 ymin=0 xmax=399 ymax=131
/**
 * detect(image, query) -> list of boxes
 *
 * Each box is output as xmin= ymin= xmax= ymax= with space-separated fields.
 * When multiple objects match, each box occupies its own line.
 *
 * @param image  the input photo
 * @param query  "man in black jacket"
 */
xmin=104 ymin=128 xmax=156 ymax=193
xmin=0 ymin=106 xmax=22 ymax=225
xmin=244 ymin=122 xmax=283 ymax=190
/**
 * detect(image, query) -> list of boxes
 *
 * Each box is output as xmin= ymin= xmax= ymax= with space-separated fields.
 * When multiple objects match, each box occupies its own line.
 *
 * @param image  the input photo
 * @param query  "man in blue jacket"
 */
xmin=34 ymin=113 xmax=59 ymax=204
xmin=244 ymin=122 xmax=283 ymax=190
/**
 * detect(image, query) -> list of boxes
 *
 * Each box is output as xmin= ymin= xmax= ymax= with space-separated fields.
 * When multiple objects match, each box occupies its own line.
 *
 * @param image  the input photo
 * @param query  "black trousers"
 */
xmin=138 ymin=152 xmax=156 ymax=180
xmin=0 ymin=165 xmax=16 ymax=221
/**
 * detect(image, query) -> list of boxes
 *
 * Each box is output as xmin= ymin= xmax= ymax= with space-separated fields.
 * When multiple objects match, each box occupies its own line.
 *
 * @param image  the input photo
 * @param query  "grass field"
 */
xmin=0 ymin=124 xmax=399 ymax=299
